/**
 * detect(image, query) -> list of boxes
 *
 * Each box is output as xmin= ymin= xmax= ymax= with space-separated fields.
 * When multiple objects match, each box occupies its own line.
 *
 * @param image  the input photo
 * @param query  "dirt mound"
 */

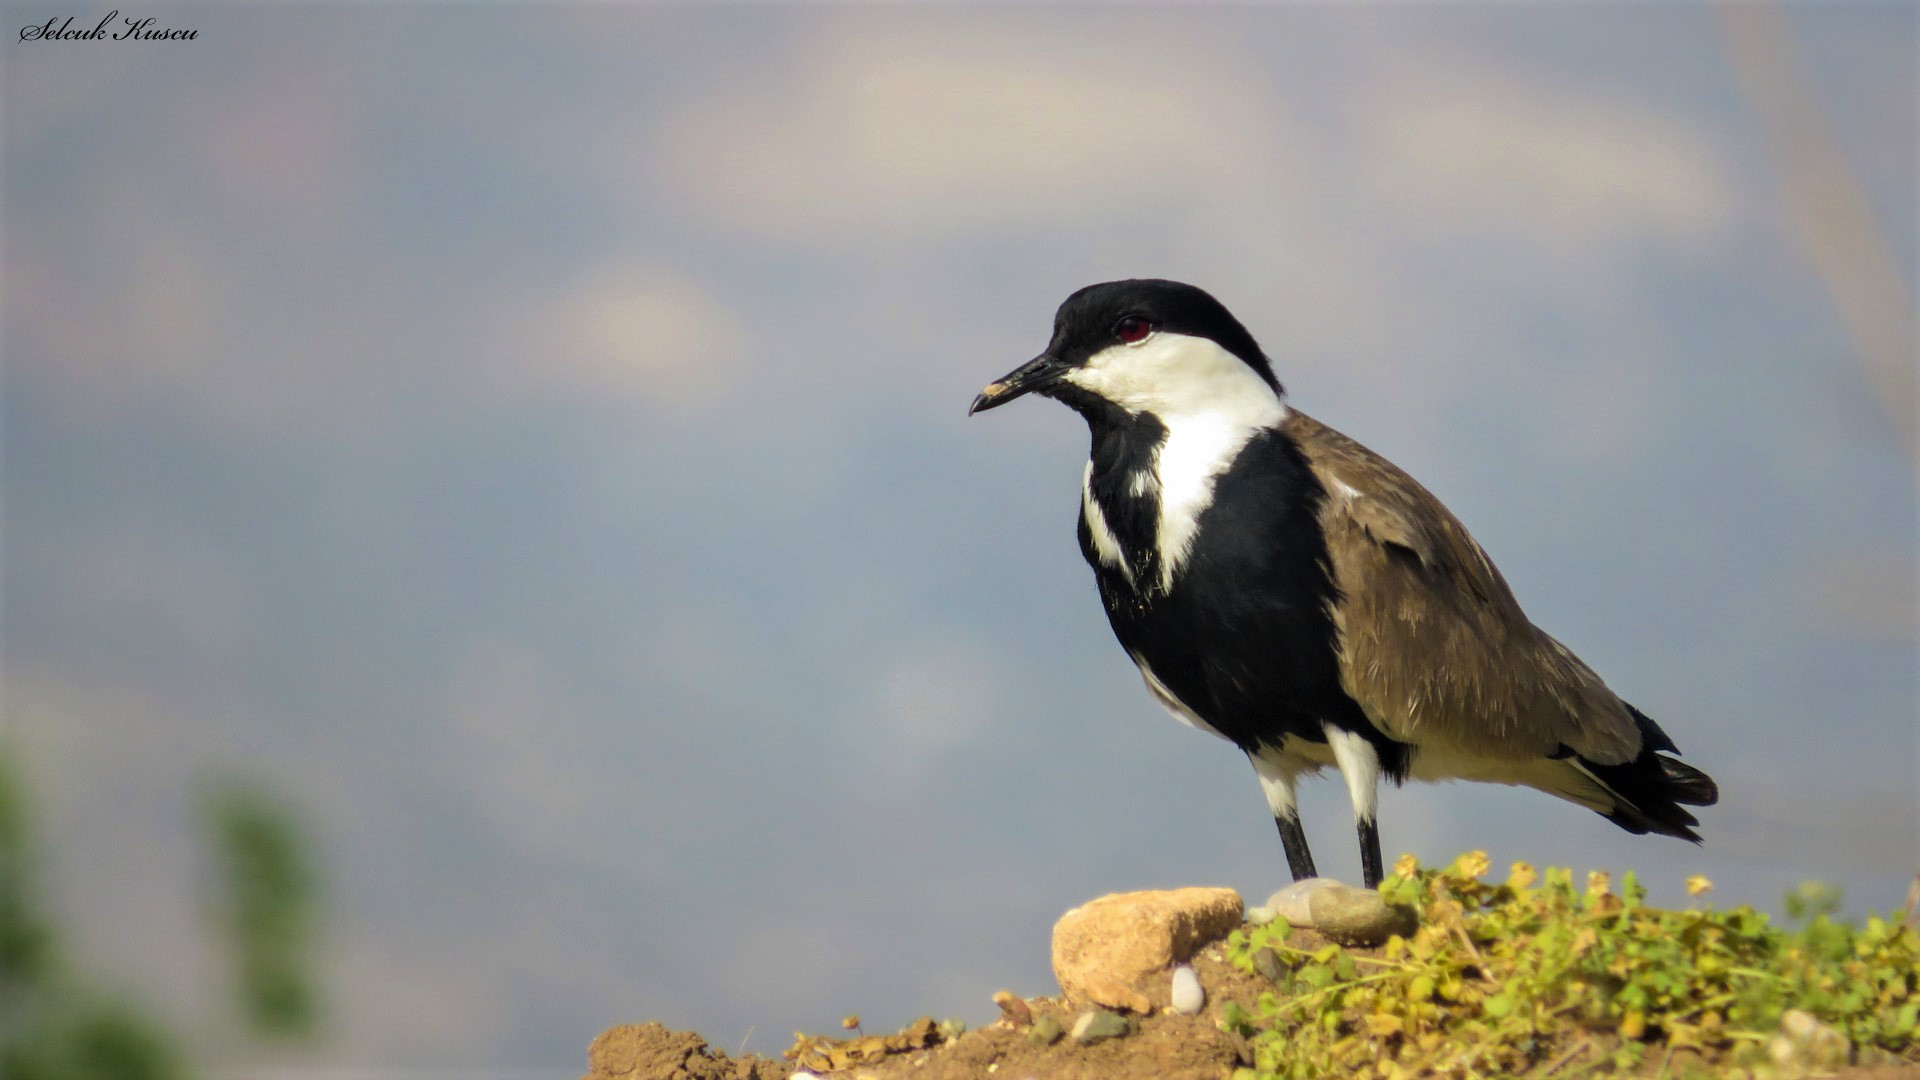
xmin=581 ymin=872 xmax=1920 ymax=1080
xmin=583 ymin=938 xmax=1270 ymax=1080
xmin=583 ymin=1022 xmax=787 ymax=1080
xmin=583 ymin=935 xmax=1920 ymax=1080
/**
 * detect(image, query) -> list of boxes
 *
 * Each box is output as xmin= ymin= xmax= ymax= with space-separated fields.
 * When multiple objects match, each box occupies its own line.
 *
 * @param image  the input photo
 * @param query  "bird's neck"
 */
xmin=1078 ymin=397 xmax=1291 ymax=596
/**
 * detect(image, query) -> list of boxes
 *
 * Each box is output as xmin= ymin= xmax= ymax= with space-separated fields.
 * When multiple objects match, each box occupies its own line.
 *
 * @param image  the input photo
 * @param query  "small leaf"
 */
xmin=1454 ymin=850 xmax=1490 ymax=880
xmin=1364 ymin=1013 xmax=1403 ymax=1037
xmin=1506 ymin=861 xmax=1537 ymax=891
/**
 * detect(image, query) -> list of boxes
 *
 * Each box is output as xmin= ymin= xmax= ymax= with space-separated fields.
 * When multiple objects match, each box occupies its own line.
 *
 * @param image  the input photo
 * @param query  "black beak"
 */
xmin=968 ymin=354 xmax=1067 ymax=416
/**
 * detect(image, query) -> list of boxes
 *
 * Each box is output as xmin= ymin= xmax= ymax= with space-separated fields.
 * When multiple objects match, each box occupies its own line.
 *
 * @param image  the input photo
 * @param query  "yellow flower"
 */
xmin=1686 ymin=874 xmax=1713 ymax=897
xmin=1506 ymin=861 xmax=1538 ymax=890
xmin=1586 ymin=870 xmax=1611 ymax=896
xmin=1392 ymin=853 xmax=1419 ymax=880
xmin=1455 ymin=850 xmax=1491 ymax=879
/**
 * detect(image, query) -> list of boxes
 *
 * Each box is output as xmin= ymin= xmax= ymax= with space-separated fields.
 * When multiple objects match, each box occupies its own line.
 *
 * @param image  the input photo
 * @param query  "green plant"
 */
xmin=202 ymin=780 xmax=322 ymax=1037
xmin=1221 ymin=852 xmax=1919 ymax=1079
xmin=0 ymin=748 xmax=324 ymax=1080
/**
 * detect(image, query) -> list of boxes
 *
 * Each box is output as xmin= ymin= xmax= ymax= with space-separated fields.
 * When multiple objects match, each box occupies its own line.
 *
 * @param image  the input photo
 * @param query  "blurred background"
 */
xmin=3 ymin=3 xmax=1914 ymax=1077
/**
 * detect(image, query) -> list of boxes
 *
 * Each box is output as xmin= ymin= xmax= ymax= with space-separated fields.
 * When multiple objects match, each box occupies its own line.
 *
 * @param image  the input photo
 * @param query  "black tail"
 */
xmin=1580 ymin=705 xmax=1719 ymax=842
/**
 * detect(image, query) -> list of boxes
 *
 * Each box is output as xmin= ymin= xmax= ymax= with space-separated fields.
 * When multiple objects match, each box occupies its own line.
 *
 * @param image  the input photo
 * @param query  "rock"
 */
xmin=1244 ymin=906 xmax=1277 ymax=926
xmin=1769 ymin=1009 xmax=1849 ymax=1073
xmin=1306 ymin=883 xmax=1418 ymax=946
xmin=1028 ymin=1015 xmax=1064 ymax=1046
xmin=1068 ymin=1010 xmax=1130 ymax=1045
xmin=1267 ymin=878 xmax=1339 ymax=927
xmin=1170 ymin=965 xmax=1204 ymax=1015
xmin=1250 ymin=946 xmax=1284 ymax=984
xmin=992 ymin=989 xmax=1032 ymax=1027
xmin=1051 ymin=887 xmax=1243 ymax=1012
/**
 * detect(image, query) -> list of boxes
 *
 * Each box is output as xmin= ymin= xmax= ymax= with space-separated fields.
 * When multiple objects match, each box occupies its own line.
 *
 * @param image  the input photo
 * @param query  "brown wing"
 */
xmin=1284 ymin=411 xmax=1641 ymax=765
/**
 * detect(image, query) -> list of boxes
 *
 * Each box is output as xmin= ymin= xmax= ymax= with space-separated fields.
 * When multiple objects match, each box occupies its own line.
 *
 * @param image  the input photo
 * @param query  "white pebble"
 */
xmin=1170 ymin=964 xmax=1204 ymax=1015
xmin=1245 ymin=905 xmax=1277 ymax=926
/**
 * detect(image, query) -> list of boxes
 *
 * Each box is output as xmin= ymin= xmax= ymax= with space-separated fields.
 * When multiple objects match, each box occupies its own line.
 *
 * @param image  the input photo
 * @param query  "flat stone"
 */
xmin=1068 ymin=1010 xmax=1130 ymax=1045
xmin=1052 ymin=887 xmax=1242 ymax=1013
xmin=1306 ymin=882 xmax=1418 ymax=946
xmin=1170 ymin=964 xmax=1204 ymax=1015
xmin=1266 ymin=878 xmax=1340 ymax=927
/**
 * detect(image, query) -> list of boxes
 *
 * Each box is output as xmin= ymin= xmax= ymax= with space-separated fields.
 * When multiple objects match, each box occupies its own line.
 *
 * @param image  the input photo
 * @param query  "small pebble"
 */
xmin=1771 ymin=1009 xmax=1849 ymax=1071
xmin=1267 ymin=878 xmax=1338 ymax=927
xmin=938 ymin=1017 xmax=967 ymax=1040
xmin=1170 ymin=964 xmax=1204 ymax=1015
xmin=1251 ymin=946 xmax=1284 ymax=984
xmin=1781 ymin=1010 xmax=1826 ymax=1042
xmin=1244 ymin=905 xmax=1277 ymax=926
xmin=1028 ymin=1014 xmax=1063 ymax=1046
xmin=1068 ymin=1009 xmax=1129 ymax=1045
xmin=992 ymin=989 xmax=1032 ymax=1027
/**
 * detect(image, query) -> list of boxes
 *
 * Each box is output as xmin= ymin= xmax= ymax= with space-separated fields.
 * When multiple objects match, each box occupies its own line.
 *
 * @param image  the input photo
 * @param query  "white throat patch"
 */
xmin=1066 ymin=332 xmax=1289 ymax=593
xmin=1082 ymin=461 xmax=1132 ymax=583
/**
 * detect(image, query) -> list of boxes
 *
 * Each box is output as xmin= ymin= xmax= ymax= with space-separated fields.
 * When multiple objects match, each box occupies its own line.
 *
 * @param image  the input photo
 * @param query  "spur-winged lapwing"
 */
xmin=969 ymin=279 xmax=1717 ymax=888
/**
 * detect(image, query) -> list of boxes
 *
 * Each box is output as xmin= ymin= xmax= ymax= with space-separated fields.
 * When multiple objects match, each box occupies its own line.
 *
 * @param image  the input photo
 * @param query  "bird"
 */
xmin=968 ymin=279 xmax=1717 ymax=888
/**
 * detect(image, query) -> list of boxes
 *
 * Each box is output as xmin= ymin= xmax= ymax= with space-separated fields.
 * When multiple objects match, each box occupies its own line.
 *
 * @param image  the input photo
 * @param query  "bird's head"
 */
xmin=969 ymin=279 xmax=1282 ymax=422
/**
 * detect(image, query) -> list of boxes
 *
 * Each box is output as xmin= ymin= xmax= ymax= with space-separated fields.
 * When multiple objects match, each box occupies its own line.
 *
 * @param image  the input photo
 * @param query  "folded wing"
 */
xmin=1284 ymin=411 xmax=1642 ymax=767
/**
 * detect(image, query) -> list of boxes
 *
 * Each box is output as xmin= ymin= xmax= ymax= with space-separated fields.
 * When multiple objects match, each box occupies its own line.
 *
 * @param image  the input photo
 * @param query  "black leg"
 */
xmin=1357 ymin=817 xmax=1383 ymax=889
xmin=1275 ymin=814 xmax=1318 ymax=881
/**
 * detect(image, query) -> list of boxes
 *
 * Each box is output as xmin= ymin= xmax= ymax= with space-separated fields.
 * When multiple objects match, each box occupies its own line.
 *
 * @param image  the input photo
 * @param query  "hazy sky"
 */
xmin=4 ymin=4 xmax=1915 ymax=1076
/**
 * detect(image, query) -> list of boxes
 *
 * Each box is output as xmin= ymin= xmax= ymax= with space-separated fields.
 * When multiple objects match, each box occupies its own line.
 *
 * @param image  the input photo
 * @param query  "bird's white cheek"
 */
xmin=1061 ymin=345 xmax=1155 ymax=413
xmin=1063 ymin=334 xmax=1286 ymax=423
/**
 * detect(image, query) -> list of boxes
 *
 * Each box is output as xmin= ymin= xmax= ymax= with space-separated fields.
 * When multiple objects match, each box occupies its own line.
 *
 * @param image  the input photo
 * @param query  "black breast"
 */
xmin=1077 ymin=425 xmax=1380 ymax=756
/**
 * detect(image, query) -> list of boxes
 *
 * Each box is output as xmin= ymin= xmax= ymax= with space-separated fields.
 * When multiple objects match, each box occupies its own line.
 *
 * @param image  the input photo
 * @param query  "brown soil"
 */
xmin=583 ymin=928 xmax=1920 ymax=1080
xmin=584 ymin=1023 xmax=788 ymax=1080
xmin=581 ymin=939 xmax=1266 ymax=1080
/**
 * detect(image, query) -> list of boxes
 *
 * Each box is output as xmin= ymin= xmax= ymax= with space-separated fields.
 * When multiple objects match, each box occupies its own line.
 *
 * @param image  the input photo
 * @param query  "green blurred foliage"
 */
xmin=1782 ymin=879 xmax=1844 ymax=924
xmin=202 ymin=780 xmax=321 ymax=1037
xmin=0 ymin=753 xmax=54 ymax=990
xmin=0 ymin=746 xmax=323 ymax=1080
xmin=1 ymin=1000 xmax=192 ymax=1080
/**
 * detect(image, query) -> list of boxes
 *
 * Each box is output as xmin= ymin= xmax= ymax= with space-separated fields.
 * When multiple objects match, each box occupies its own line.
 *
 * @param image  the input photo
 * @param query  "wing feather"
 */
xmin=1285 ymin=411 xmax=1641 ymax=765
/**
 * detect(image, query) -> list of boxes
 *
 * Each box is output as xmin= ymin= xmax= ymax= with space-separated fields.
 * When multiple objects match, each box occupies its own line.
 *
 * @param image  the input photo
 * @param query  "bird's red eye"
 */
xmin=1115 ymin=316 xmax=1153 ymax=343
